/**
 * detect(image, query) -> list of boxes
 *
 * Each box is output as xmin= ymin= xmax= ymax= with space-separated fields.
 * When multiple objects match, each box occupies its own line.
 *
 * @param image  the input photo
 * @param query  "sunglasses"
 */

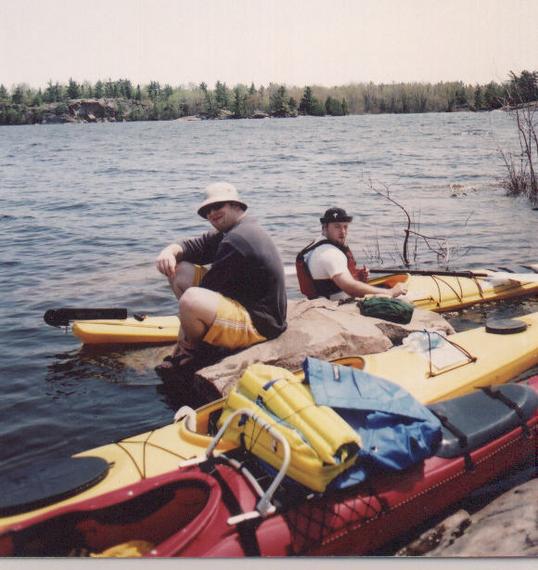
xmin=202 ymin=201 xmax=228 ymax=217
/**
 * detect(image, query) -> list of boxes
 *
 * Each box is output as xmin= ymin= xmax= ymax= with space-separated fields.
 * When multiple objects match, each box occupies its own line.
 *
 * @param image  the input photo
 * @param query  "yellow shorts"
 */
xmin=203 ymin=295 xmax=266 ymax=351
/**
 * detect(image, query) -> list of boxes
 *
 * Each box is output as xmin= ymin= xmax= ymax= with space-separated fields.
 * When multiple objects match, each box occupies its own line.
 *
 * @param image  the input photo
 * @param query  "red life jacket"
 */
xmin=295 ymin=240 xmax=365 ymax=299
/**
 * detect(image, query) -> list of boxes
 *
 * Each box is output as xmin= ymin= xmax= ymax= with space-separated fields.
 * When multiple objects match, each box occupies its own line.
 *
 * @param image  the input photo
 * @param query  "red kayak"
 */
xmin=1 ymin=377 xmax=537 ymax=558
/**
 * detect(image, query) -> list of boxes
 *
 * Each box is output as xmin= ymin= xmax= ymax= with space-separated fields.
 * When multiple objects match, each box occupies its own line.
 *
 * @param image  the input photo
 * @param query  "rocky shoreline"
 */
xmin=393 ymin=464 xmax=537 ymax=557
xmin=2 ymin=97 xmax=282 ymax=125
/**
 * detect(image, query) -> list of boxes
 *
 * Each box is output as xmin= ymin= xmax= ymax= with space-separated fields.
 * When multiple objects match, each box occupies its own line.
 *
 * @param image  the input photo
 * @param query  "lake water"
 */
xmin=1 ymin=112 xmax=538 ymax=483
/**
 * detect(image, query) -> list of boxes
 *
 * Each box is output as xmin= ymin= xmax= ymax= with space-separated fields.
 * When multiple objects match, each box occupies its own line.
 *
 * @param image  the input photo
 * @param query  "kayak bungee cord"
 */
xmin=113 ymin=430 xmax=193 ymax=480
xmin=419 ymin=330 xmax=477 ymax=378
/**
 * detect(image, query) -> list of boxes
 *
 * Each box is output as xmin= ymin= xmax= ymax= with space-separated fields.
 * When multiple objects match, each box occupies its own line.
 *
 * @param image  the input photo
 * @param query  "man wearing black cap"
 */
xmin=296 ymin=207 xmax=407 ymax=300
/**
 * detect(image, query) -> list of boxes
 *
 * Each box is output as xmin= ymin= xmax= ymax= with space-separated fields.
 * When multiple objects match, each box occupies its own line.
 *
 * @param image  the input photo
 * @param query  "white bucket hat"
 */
xmin=197 ymin=182 xmax=248 ymax=218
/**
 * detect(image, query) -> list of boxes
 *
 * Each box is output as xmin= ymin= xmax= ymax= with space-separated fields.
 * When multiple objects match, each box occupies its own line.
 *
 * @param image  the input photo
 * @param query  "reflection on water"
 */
xmin=44 ymin=346 xmax=163 ymax=388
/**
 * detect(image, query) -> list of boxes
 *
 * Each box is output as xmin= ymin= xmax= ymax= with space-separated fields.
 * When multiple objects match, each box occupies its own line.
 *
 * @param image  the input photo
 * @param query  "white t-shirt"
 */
xmin=304 ymin=238 xmax=349 ymax=300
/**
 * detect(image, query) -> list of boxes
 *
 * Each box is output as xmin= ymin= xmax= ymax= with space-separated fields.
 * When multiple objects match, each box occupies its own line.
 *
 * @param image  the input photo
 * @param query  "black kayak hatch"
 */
xmin=0 ymin=456 xmax=110 ymax=517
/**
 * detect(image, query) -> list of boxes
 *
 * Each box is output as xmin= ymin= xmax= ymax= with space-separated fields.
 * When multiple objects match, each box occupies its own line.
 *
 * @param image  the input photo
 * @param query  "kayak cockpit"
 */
xmin=1 ymin=476 xmax=216 ymax=557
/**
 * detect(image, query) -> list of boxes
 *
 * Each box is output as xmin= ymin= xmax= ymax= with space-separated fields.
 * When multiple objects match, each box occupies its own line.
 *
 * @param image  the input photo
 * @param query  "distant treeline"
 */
xmin=1 ymin=70 xmax=537 ymax=125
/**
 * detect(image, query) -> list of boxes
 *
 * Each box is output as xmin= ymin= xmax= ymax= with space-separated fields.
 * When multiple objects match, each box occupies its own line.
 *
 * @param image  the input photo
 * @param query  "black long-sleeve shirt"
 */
xmin=179 ymin=216 xmax=287 ymax=339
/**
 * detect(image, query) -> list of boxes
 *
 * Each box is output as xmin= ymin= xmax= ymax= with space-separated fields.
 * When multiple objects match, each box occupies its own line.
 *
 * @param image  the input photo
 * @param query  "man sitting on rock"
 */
xmin=296 ymin=207 xmax=407 ymax=301
xmin=155 ymin=182 xmax=287 ymax=374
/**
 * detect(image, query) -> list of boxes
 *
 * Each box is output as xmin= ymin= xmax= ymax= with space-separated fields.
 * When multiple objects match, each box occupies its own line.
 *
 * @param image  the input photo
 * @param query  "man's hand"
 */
xmin=155 ymin=243 xmax=181 ymax=278
xmin=389 ymin=283 xmax=408 ymax=298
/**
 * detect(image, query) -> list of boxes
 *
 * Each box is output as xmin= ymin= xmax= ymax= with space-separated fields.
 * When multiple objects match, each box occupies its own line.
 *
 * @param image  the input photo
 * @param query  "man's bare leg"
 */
xmin=168 ymin=261 xmax=198 ymax=300
xmin=162 ymin=287 xmax=221 ymax=367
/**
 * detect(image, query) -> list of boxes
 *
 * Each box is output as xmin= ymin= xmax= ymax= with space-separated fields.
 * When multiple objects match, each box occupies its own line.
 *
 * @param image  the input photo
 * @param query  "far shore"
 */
xmin=0 ymin=96 xmax=498 ymax=127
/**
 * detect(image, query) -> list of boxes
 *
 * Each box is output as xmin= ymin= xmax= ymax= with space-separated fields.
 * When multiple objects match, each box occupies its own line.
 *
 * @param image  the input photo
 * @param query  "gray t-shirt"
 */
xmin=180 ymin=215 xmax=287 ymax=339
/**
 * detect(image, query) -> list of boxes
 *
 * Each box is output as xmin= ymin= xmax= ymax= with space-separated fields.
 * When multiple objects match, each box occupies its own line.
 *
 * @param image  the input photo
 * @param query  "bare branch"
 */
xmin=366 ymin=178 xmax=411 ymax=266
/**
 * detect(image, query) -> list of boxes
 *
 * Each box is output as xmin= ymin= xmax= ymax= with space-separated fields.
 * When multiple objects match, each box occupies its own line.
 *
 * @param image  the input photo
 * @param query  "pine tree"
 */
xmin=148 ymin=81 xmax=161 ymax=101
xmin=11 ymin=86 xmax=25 ymax=105
xmin=32 ymin=89 xmax=43 ymax=106
xmin=120 ymin=80 xmax=134 ymax=99
xmin=44 ymin=81 xmax=62 ymax=103
xmin=67 ymin=78 xmax=80 ymax=99
xmin=270 ymin=85 xmax=289 ymax=117
xmin=162 ymin=84 xmax=173 ymax=100
xmin=232 ymin=86 xmax=247 ymax=118
xmin=299 ymin=86 xmax=314 ymax=114
xmin=93 ymin=81 xmax=103 ymax=98
xmin=199 ymin=82 xmax=212 ymax=115
xmin=104 ymin=80 xmax=115 ymax=98
xmin=473 ymin=85 xmax=483 ymax=111
xmin=288 ymin=97 xmax=297 ymax=113
xmin=484 ymin=82 xmax=503 ymax=109
xmin=310 ymin=98 xmax=326 ymax=116
xmin=325 ymin=96 xmax=344 ymax=116
xmin=215 ymin=81 xmax=229 ymax=110
xmin=509 ymin=70 xmax=538 ymax=104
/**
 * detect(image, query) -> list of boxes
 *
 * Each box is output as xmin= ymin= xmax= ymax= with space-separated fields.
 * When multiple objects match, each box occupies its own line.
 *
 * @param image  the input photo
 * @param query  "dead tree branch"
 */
xmin=501 ymin=73 xmax=538 ymax=204
xmin=368 ymin=180 xmax=412 ymax=266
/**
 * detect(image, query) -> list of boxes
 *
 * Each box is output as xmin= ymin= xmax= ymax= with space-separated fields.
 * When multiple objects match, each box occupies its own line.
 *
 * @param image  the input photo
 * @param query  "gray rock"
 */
xmin=424 ymin=466 xmax=538 ymax=557
xmin=395 ymin=463 xmax=537 ymax=557
xmin=251 ymin=110 xmax=269 ymax=119
xmin=396 ymin=510 xmax=472 ymax=556
xmin=195 ymin=298 xmax=454 ymax=396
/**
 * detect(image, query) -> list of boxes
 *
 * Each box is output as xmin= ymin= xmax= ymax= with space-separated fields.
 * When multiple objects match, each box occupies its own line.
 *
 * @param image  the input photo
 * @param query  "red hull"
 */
xmin=2 ymin=378 xmax=537 ymax=558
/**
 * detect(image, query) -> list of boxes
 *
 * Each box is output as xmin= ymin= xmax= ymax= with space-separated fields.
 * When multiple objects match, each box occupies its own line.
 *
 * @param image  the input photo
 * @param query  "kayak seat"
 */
xmin=0 ymin=456 xmax=110 ymax=517
xmin=429 ymin=383 xmax=538 ymax=458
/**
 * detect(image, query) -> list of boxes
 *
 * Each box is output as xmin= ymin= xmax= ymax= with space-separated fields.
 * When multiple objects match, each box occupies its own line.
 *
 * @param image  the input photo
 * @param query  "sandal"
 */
xmin=154 ymin=353 xmax=195 ymax=375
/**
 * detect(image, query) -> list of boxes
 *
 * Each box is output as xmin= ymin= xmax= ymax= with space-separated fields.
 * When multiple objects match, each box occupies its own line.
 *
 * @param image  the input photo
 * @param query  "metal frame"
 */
xmin=179 ymin=408 xmax=291 ymax=524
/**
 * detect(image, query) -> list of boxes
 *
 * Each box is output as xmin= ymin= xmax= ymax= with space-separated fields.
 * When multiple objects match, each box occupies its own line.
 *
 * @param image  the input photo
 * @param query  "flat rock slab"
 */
xmin=395 ymin=463 xmax=537 ymax=557
xmin=195 ymin=298 xmax=454 ymax=396
xmin=426 ymin=466 xmax=538 ymax=557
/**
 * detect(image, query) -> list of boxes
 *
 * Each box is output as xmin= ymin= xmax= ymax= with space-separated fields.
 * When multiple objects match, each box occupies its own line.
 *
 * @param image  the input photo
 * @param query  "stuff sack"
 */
xmin=303 ymin=356 xmax=442 ymax=488
xmin=358 ymin=296 xmax=414 ymax=324
xmin=218 ymin=363 xmax=361 ymax=492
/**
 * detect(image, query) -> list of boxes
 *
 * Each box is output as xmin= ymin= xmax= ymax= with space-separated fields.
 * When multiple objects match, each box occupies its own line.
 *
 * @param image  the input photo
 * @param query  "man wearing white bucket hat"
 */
xmin=155 ymin=182 xmax=287 ymax=373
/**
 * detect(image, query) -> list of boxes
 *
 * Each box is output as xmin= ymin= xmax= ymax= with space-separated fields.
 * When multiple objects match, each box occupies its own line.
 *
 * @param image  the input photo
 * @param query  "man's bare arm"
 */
xmin=155 ymin=243 xmax=183 ymax=278
xmin=333 ymin=270 xmax=407 ymax=298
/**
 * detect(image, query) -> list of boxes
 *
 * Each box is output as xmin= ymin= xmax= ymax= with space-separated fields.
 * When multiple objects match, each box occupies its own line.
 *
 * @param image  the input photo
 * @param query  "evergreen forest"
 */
xmin=0 ymin=70 xmax=536 ymax=125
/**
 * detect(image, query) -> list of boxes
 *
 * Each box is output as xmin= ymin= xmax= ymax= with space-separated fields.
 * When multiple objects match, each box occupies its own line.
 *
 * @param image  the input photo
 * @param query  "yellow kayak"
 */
xmin=70 ymin=269 xmax=538 ymax=344
xmin=72 ymin=315 xmax=180 ymax=344
xmin=4 ymin=310 xmax=538 ymax=526
xmin=369 ymin=269 xmax=538 ymax=312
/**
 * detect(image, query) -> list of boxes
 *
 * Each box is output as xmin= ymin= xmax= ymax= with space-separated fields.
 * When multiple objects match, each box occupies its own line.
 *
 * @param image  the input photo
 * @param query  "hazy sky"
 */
xmin=1 ymin=0 xmax=537 ymax=89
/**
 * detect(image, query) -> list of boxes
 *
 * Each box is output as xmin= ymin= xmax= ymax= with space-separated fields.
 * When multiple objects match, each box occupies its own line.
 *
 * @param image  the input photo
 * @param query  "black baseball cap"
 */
xmin=320 ymin=207 xmax=353 ymax=224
